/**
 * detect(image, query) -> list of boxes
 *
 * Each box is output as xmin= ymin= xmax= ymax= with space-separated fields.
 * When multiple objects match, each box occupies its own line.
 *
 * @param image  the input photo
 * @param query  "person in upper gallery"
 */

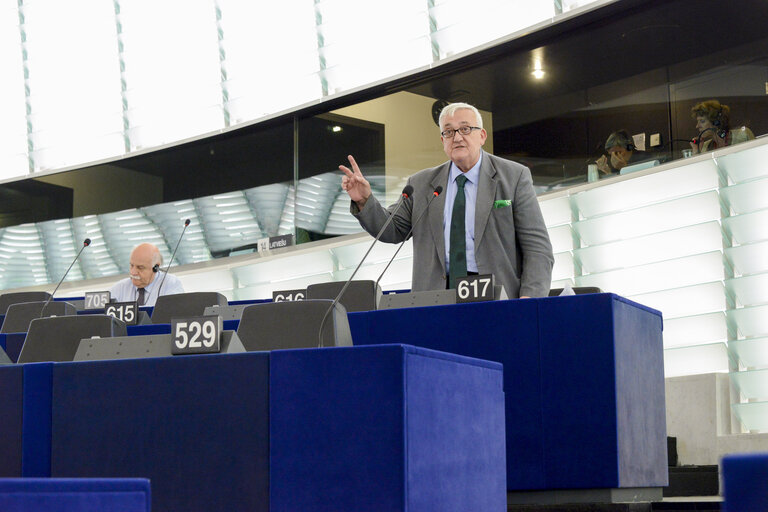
xmin=690 ymin=99 xmax=754 ymax=154
xmin=595 ymin=129 xmax=647 ymax=176
xmin=339 ymin=102 xmax=554 ymax=299
xmin=109 ymin=243 xmax=184 ymax=307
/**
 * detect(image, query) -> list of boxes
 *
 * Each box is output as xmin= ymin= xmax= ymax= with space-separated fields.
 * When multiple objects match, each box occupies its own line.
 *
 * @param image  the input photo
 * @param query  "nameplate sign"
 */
xmin=105 ymin=301 xmax=140 ymax=325
xmin=456 ymin=274 xmax=496 ymax=303
xmin=172 ymin=315 xmax=222 ymax=355
xmin=257 ymin=234 xmax=294 ymax=253
xmin=272 ymin=289 xmax=306 ymax=302
xmin=85 ymin=291 xmax=111 ymax=310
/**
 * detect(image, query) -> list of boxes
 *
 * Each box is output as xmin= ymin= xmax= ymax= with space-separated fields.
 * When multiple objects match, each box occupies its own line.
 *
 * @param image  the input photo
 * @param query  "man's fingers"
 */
xmin=347 ymin=155 xmax=363 ymax=176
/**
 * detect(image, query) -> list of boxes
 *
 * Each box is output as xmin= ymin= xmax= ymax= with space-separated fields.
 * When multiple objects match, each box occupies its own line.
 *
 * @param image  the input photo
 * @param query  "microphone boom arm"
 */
xmin=317 ymin=186 xmax=414 ymax=347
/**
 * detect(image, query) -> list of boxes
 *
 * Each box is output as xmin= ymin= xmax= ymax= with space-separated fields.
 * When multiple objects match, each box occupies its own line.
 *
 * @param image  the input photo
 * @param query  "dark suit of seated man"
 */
xmin=340 ymin=102 xmax=554 ymax=299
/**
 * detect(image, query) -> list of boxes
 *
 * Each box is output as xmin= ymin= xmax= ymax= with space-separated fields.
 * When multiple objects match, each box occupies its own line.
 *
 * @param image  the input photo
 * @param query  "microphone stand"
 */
xmin=153 ymin=219 xmax=191 ymax=304
xmin=40 ymin=238 xmax=91 ymax=318
xmin=316 ymin=186 xmax=413 ymax=348
xmin=375 ymin=186 xmax=442 ymax=291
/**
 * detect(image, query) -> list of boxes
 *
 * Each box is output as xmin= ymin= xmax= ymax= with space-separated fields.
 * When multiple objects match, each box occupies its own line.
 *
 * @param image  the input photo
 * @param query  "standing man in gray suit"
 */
xmin=340 ymin=102 xmax=553 ymax=298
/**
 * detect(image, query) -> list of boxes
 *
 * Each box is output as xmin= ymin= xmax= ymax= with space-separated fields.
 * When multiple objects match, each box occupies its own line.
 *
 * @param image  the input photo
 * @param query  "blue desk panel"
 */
xmin=270 ymin=344 xmax=506 ymax=512
xmin=0 ymin=363 xmax=53 ymax=477
xmin=348 ymin=293 xmax=667 ymax=491
xmin=50 ymin=352 xmax=269 ymax=512
xmin=348 ymin=299 xmax=545 ymax=489
xmin=0 ymin=478 xmax=150 ymax=512
xmin=0 ymin=333 xmax=27 ymax=363
xmin=537 ymin=293 xmax=666 ymax=489
xmin=722 ymin=452 xmax=768 ymax=512
xmin=0 ymin=365 xmax=23 ymax=476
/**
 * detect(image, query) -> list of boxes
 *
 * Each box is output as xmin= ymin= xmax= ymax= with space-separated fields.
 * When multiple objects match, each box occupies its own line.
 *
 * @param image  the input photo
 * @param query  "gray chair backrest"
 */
xmin=18 ymin=315 xmax=127 ymax=363
xmin=1 ymin=301 xmax=77 ymax=334
xmin=306 ymin=280 xmax=381 ymax=312
xmin=0 ymin=291 xmax=52 ymax=315
xmin=151 ymin=292 xmax=228 ymax=324
xmin=237 ymin=300 xmax=352 ymax=351
xmin=548 ymin=286 xmax=603 ymax=296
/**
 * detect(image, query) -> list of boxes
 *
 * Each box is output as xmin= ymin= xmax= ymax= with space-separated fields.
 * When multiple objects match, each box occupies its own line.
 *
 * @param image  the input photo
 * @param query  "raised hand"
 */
xmin=595 ymin=155 xmax=611 ymax=174
xmin=340 ymin=154 xmax=372 ymax=207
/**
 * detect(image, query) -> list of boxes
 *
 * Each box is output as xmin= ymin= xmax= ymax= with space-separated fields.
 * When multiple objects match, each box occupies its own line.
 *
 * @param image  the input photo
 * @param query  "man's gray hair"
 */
xmin=438 ymin=102 xmax=484 ymax=129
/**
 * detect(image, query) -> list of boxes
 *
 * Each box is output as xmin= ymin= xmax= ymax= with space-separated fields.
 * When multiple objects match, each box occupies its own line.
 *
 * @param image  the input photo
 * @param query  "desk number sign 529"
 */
xmin=171 ymin=315 xmax=222 ymax=355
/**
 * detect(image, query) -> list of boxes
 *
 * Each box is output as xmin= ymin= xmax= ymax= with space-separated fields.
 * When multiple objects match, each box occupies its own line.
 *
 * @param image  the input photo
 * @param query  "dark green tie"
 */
xmin=449 ymin=174 xmax=468 ymax=289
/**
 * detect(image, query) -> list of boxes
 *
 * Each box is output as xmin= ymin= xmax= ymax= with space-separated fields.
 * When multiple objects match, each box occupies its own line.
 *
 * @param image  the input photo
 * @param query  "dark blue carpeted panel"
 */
xmin=269 ymin=344 xmax=505 ymax=512
xmin=537 ymin=294 xmax=665 ymax=489
xmin=722 ymin=452 xmax=768 ymax=512
xmin=0 ymin=366 xmax=23 ymax=476
xmin=228 ymin=299 xmax=271 ymax=305
xmin=223 ymin=319 xmax=239 ymax=331
xmin=348 ymin=300 xmax=545 ymax=490
xmin=270 ymin=345 xmax=406 ymax=512
xmin=0 ymin=478 xmax=150 ymax=512
xmin=404 ymin=348 xmax=506 ymax=511
xmin=612 ymin=296 xmax=666 ymax=487
xmin=1 ymin=333 xmax=26 ymax=363
xmin=126 ymin=323 xmax=170 ymax=336
xmin=21 ymin=362 xmax=53 ymax=477
xmin=50 ymin=352 xmax=269 ymax=512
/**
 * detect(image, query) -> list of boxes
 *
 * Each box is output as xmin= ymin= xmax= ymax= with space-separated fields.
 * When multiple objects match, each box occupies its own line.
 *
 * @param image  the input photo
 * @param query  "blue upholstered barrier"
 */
xmin=50 ymin=352 xmax=270 ymax=512
xmin=0 ymin=478 xmax=150 ymax=512
xmin=126 ymin=323 xmax=170 ymax=336
xmin=8 ymin=344 xmax=505 ymax=512
xmin=1 ymin=363 xmax=57 ymax=478
xmin=537 ymin=293 xmax=666 ymax=489
xmin=348 ymin=293 xmax=667 ymax=491
xmin=0 ymin=333 xmax=26 ymax=363
xmin=0 ymin=365 xmax=23 ymax=477
xmin=22 ymin=363 xmax=53 ymax=477
xmin=269 ymin=344 xmax=506 ymax=512
xmin=722 ymin=452 xmax=768 ymax=512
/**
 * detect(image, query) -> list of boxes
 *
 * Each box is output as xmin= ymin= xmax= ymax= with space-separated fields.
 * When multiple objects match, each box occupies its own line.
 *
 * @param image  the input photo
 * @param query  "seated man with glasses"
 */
xmin=340 ymin=102 xmax=553 ymax=299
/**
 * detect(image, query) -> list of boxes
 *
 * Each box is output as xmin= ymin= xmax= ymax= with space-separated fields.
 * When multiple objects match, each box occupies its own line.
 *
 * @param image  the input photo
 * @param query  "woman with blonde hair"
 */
xmin=690 ymin=99 xmax=754 ymax=154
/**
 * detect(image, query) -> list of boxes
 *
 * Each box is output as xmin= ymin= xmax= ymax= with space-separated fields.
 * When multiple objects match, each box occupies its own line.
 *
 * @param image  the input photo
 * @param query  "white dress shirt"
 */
xmin=109 ymin=271 xmax=184 ymax=307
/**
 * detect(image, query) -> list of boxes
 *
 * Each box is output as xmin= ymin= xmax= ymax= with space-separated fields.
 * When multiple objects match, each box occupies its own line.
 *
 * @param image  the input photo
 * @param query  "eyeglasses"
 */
xmin=440 ymin=126 xmax=481 ymax=138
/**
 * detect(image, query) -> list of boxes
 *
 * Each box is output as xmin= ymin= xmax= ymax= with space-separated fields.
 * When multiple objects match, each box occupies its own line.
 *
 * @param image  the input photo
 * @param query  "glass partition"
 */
xmin=0 ymin=0 xmax=767 ymax=291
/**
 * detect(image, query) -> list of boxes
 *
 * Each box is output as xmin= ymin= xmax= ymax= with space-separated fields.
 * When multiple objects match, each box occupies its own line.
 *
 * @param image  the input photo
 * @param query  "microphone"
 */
xmin=40 ymin=238 xmax=91 ymax=317
xmin=374 ymin=186 xmax=442 ymax=290
xmin=691 ymin=128 xmax=714 ymax=145
xmin=154 ymin=219 xmax=191 ymax=303
xmin=317 ymin=184 xmax=414 ymax=347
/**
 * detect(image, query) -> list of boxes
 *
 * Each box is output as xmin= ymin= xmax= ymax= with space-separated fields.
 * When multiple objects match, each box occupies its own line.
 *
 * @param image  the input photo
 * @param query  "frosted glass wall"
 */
xmin=0 ymin=0 xmax=591 ymax=179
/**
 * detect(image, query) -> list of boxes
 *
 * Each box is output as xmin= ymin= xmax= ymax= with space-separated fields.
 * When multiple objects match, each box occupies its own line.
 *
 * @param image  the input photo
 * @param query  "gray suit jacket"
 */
xmin=352 ymin=151 xmax=554 ymax=298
